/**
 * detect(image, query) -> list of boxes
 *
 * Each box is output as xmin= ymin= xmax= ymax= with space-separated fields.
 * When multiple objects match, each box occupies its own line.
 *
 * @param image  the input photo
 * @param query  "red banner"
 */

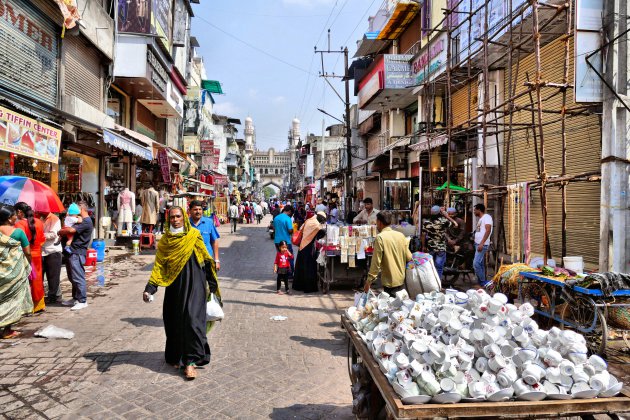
xmin=200 ymin=139 xmax=214 ymax=152
xmin=157 ymin=148 xmax=171 ymax=183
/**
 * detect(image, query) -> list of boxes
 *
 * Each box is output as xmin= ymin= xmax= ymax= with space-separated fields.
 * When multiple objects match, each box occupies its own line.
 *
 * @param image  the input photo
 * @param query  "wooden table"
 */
xmin=341 ymin=315 xmax=630 ymax=419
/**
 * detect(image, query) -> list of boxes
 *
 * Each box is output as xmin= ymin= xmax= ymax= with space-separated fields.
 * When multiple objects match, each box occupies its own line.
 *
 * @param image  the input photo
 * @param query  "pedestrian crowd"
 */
xmin=0 ymin=201 xmax=94 ymax=339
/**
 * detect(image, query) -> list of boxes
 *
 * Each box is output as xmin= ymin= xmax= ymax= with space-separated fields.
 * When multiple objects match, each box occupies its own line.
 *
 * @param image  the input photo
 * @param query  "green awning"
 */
xmin=435 ymin=181 xmax=469 ymax=192
xmin=201 ymin=80 xmax=223 ymax=94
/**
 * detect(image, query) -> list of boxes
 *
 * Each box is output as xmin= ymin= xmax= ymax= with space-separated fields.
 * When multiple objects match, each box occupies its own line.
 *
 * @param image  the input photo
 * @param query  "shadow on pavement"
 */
xmin=83 ymin=351 xmax=179 ymax=377
xmin=120 ymin=317 xmax=163 ymax=327
xmin=289 ymin=331 xmax=348 ymax=357
xmin=270 ymin=403 xmax=353 ymax=420
xmin=223 ymin=298 xmax=339 ymax=315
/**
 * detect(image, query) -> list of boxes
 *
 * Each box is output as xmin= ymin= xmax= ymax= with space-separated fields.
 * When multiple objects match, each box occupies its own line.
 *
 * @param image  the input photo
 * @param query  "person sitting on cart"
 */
xmin=445 ymin=207 xmax=474 ymax=267
xmin=363 ymin=212 xmax=413 ymax=295
xmin=353 ymin=197 xmax=379 ymax=225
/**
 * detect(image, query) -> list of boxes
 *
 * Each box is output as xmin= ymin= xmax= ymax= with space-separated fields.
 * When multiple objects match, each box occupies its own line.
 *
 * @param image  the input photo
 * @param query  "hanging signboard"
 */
xmin=157 ymin=148 xmax=171 ymax=183
xmin=0 ymin=106 xmax=61 ymax=164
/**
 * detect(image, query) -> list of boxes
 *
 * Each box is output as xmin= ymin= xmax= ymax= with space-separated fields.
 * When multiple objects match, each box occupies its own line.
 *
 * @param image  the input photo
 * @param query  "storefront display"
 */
xmin=58 ymin=151 xmax=98 ymax=211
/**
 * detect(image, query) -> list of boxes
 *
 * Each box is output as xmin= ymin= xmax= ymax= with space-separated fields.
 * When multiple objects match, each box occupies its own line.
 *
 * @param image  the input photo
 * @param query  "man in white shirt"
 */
xmin=254 ymin=202 xmax=263 ymax=224
xmin=473 ymin=203 xmax=493 ymax=287
xmin=228 ymin=201 xmax=240 ymax=233
xmin=353 ymin=197 xmax=379 ymax=225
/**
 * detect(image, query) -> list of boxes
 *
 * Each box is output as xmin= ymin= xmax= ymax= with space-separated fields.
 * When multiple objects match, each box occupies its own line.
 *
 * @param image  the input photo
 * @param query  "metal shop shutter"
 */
xmin=503 ymin=37 xmax=601 ymax=267
xmin=63 ymin=35 xmax=103 ymax=111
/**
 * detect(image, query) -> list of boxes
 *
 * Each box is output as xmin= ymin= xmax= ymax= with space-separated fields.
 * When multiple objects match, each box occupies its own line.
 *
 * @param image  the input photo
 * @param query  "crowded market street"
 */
xmin=0 ymin=215 xmax=355 ymax=419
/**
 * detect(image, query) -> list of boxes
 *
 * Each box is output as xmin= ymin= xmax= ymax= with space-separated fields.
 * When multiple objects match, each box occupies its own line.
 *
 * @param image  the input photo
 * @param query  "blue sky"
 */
xmin=193 ymin=0 xmax=377 ymax=151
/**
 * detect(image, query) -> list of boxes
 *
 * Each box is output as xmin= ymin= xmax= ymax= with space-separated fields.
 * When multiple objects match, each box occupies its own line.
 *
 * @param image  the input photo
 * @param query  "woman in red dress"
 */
xmin=15 ymin=202 xmax=46 ymax=313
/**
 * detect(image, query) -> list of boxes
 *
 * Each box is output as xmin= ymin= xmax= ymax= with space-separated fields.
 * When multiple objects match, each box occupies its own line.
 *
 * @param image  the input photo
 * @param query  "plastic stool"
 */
xmin=140 ymin=233 xmax=155 ymax=249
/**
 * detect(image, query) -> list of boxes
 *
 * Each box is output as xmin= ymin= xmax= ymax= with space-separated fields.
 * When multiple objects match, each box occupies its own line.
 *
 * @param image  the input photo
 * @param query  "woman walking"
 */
xmin=0 ymin=206 xmax=32 ymax=339
xmin=15 ymin=203 xmax=46 ymax=313
xmin=293 ymin=212 xmax=326 ymax=293
xmin=143 ymin=206 xmax=220 ymax=380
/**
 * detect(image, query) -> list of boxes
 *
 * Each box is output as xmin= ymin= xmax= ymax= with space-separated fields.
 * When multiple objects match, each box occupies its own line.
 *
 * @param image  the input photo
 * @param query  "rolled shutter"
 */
xmin=63 ymin=35 xmax=103 ymax=111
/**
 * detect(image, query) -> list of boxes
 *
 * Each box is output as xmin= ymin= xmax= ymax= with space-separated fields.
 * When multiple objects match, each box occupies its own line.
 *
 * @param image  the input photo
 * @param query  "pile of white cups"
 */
xmin=346 ymin=288 xmax=623 ymax=404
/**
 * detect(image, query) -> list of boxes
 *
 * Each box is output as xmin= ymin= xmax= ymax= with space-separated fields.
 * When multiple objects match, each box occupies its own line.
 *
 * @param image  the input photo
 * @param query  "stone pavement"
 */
xmin=0 ymin=215 xmax=355 ymax=419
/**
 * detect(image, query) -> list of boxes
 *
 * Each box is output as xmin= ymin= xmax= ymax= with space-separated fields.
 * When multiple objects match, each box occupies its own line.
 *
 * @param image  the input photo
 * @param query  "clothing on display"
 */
xmin=117 ymin=188 xmax=135 ymax=234
xmin=140 ymin=187 xmax=159 ymax=225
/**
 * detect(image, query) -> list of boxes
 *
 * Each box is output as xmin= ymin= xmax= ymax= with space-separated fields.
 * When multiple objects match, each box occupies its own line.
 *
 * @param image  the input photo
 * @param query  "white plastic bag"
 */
xmin=206 ymin=294 xmax=224 ymax=321
xmin=34 ymin=325 xmax=74 ymax=340
xmin=405 ymin=258 xmax=441 ymax=297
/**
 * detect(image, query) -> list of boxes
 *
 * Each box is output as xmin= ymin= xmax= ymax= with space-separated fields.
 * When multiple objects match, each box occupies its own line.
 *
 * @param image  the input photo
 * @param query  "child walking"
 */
xmin=273 ymin=240 xmax=293 ymax=295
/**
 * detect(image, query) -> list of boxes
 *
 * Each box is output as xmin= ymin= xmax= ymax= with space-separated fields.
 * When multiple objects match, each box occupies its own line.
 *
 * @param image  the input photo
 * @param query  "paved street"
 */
xmin=0 ymin=215 xmax=354 ymax=419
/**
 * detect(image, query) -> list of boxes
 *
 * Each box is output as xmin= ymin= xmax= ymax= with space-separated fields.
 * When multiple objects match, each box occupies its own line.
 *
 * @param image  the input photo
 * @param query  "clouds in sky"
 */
xmin=213 ymin=101 xmax=241 ymax=118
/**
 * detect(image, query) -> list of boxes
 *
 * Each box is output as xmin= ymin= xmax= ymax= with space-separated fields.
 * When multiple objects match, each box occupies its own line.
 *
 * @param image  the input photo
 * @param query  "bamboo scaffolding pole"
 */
xmin=532 ymin=0 xmax=551 ymax=262
xmin=560 ymin=0 xmax=572 ymax=262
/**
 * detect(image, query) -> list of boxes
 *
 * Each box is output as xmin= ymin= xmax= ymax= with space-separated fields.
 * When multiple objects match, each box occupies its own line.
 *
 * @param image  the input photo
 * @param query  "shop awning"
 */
xmin=435 ymin=181 xmax=469 ymax=192
xmin=184 ymin=177 xmax=213 ymax=190
xmin=352 ymin=154 xmax=380 ymax=170
xmin=201 ymin=80 xmax=223 ymax=94
xmin=103 ymin=129 xmax=153 ymax=160
xmin=409 ymin=133 xmax=449 ymax=152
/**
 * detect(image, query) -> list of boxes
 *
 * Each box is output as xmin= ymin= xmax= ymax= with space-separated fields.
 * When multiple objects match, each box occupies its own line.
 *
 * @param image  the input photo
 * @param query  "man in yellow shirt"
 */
xmin=364 ymin=212 xmax=413 ymax=294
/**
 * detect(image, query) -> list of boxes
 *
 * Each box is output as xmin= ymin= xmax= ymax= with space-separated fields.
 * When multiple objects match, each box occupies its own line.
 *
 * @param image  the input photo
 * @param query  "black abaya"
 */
xmin=293 ymin=239 xmax=319 ymax=293
xmin=145 ymin=256 xmax=211 ymax=366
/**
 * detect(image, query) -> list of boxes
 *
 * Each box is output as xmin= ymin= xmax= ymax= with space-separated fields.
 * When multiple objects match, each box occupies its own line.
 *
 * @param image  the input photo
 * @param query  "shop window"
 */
xmin=383 ymin=180 xmax=412 ymax=211
xmin=107 ymin=89 xmax=126 ymax=126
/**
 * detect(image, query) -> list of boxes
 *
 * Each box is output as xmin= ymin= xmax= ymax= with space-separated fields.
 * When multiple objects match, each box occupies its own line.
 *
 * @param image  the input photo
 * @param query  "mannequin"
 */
xmin=140 ymin=186 xmax=159 ymax=232
xmin=117 ymin=187 xmax=135 ymax=235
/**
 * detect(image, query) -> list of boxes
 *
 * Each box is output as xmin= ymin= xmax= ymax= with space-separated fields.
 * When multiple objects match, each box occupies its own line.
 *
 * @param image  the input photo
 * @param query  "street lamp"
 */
xmin=317 ymin=108 xmax=344 ymax=124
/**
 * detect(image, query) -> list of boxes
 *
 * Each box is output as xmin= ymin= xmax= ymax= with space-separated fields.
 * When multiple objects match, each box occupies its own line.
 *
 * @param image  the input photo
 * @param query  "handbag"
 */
xmin=206 ymin=293 xmax=224 ymax=321
xmin=291 ymin=226 xmax=303 ymax=246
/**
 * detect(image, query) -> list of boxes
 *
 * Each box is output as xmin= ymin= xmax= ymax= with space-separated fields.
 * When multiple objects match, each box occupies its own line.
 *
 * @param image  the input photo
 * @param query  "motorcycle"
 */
xmin=268 ymin=220 xmax=275 ymax=240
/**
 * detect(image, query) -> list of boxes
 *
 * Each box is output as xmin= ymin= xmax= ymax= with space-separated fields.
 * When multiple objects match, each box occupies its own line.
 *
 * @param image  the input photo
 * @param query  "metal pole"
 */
xmin=320 ymin=118 xmax=326 ymax=196
xmin=344 ymin=47 xmax=352 ymax=218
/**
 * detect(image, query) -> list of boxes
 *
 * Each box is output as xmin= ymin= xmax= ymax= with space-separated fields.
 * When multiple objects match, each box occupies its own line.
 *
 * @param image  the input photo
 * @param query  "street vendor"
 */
xmin=353 ymin=197 xmax=379 ymax=225
xmin=364 ymin=212 xmax=412 ymax=295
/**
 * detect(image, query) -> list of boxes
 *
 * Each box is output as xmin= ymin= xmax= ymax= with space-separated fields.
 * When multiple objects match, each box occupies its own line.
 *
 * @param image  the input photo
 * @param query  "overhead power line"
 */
xmin=196 ymin=16 xmax=316 ymax=76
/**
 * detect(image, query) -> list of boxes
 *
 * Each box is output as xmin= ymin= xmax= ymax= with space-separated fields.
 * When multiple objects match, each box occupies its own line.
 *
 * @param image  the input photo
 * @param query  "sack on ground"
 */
xmin=206 ymin=293 xmax=224 ymax=321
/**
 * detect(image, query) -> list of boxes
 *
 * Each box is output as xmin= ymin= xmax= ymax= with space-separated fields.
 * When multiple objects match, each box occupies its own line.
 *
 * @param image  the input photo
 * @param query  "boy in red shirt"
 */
xmin=274 ymin=240 xmax=293 ymax=294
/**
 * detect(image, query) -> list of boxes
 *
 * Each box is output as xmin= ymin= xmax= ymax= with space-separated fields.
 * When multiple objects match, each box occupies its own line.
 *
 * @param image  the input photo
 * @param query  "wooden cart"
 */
xmin=341 ymin=315 xmax=630 ymax=419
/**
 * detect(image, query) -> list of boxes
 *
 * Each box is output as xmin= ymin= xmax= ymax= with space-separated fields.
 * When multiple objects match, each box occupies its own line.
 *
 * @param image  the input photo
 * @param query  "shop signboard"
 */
xmin=118 ymin=0 xmax=172 ymax=42
xmin=411 ymin=34 xmax=447 ymax=84
xmin=574 ymin=0 xmax=604 ymax=102
xmin=172 ymin=0 xmax=187 ymax=46
xmin=152 ymin=0 xmax=172 ymax=41
xmin=146 ymin=49 xmax=168 ymax=96
xmin=201 ymin=155 xmax=213 ymax=171
xmin=0 ymin=106 xmax=61 ymax=164
xmin=157 ymin=148 xmax=171 ymax=183
xmin=382 ymin=54 xmax=414 ymax=89
xmin=0 ymin=0 xmax=59 ymax=107
xmin=200 ymin=139 xmax=214 ymax=152
xmin=184 ymin=100 xmax=199 ymax=134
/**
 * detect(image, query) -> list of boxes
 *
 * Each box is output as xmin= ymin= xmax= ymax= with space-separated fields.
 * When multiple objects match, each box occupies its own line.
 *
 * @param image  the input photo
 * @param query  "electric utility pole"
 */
xmin=315 ymin=30 xmax=353 ymax=219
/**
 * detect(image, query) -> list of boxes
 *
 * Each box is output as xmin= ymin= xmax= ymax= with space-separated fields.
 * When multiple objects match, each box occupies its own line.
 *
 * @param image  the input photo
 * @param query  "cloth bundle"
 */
xmin=405 ymin=252 xmax=441 ymax=296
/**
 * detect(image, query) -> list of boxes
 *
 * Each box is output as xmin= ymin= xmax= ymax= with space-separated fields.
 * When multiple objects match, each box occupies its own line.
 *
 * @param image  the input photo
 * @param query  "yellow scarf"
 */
xmin=149 ymin=208 xmax=215 ymax=288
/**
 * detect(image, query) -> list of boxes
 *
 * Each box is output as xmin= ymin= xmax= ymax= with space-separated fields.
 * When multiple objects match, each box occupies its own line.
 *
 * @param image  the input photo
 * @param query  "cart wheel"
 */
xmin=521 ymin=282 xmax=553 ymax=329
xmin=560 ymin=296 xmax=608 ymax=356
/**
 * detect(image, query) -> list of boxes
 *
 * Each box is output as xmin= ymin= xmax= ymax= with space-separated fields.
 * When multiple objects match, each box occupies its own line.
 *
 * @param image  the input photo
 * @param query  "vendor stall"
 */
xmin=342 ymin=287 xmax=630 ymax=419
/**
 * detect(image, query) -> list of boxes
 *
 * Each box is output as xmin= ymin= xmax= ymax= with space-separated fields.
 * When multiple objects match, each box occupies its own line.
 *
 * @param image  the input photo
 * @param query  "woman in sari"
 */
xmin=292 ymin=211 xmax=327 ymax=293
xmin=15 ymin=203 xmax=46 ymax=313
xmin=0 ymin=206 xmax=32 ymax=339
xmin=143 ymin=206 xmax=220 ymax=380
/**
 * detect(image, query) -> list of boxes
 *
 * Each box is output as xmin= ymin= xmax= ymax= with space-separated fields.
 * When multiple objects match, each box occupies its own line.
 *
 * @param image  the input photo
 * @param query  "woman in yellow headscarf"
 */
xmin=143 ymin=206 xmax=220 ymax=380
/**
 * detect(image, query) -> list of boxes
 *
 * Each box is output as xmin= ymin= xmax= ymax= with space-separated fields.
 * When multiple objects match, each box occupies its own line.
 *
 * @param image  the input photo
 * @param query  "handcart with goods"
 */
xmin=342 ymin=314 xmax=630 ymax=419
xmin=317 ymin=225 xmax=377 ymax=293
xmin=515 ymin=271 xmax=630 ymax=356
